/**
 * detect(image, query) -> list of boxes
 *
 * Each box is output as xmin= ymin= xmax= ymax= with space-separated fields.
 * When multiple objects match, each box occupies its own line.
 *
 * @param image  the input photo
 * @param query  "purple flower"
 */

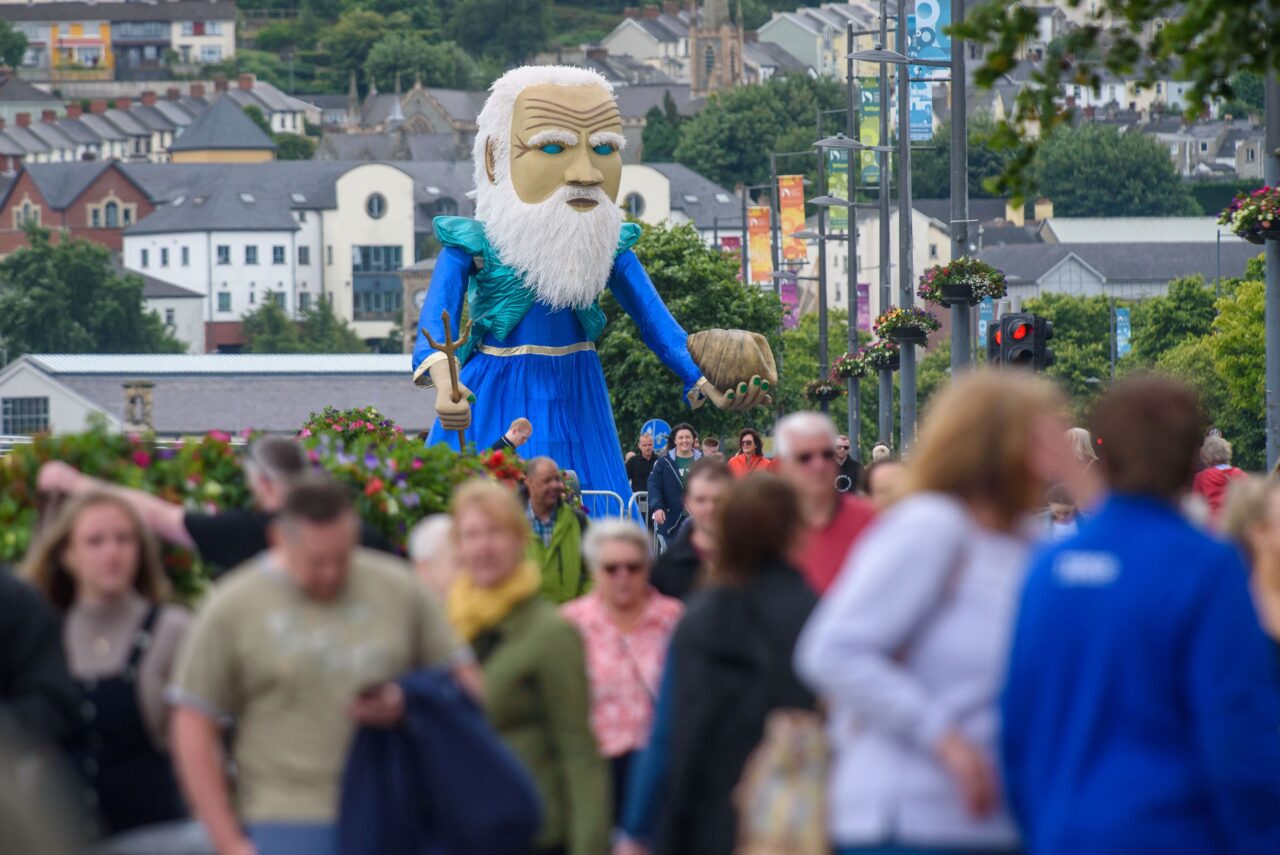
xmin=400 ymin=492 xmax=421 ymax=508
xmin=364 ymin=452 xmax=379 ymax=470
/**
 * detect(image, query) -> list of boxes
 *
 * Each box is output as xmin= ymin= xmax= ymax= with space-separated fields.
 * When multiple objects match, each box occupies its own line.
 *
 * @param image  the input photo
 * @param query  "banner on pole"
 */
xmin=778 ymin=175 xmax=808 ymax=261
xmin=856 ymin=282 xmax=871 ymax=333
xmin=858 ymin=80 xmax=880 ymax=185
xmin=978 ymin=296 xmax=994 ymax=354
xmin=1116 ymin=307 xmax=1132 ymax=357
xmin=779 ymin=271 xmax=799 ymax=330
xmin=909 ymin=81 xmax=933 ymax=141
xmin=827 ymin=151 xmax=849 ymax=229
xmin=908 ymin=0 xmax=951 ymax=81
xmin=747 ymin=206 xmax=773 ymax=284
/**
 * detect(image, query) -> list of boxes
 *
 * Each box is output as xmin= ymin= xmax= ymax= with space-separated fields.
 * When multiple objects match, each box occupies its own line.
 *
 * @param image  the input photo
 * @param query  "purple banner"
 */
xmin=856 ymin=282 xmax=871 ymax=333
xmin=779 ymin=272 xmax=799 ymax=330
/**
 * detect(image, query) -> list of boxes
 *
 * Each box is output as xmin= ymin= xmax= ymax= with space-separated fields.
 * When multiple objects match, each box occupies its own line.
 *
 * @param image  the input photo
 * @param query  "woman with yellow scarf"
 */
xmin=447 ymin=480 xmax=610 ymax=855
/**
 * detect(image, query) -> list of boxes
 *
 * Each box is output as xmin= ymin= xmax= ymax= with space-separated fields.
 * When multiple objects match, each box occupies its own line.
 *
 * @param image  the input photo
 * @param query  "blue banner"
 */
xmin=909 ymin=0 xmax=951 ymax=81
xmin=910 ymin=81 xmax=933 ymax=141
xmin=978 ymin=297 xmax=994 ymax=354
xmin=1115 ymin=307 xmax=1131 ymax=357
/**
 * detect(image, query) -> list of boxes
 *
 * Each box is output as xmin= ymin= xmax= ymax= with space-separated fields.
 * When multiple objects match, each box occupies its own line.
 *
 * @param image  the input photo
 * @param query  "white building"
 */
xmin=617 ymin=162 xmax=742 ymax=246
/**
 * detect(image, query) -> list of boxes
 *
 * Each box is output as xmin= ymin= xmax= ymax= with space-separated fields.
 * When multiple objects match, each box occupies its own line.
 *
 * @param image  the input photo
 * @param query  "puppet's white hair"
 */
xmin=472 ymin=65 xmax=616 ymax=198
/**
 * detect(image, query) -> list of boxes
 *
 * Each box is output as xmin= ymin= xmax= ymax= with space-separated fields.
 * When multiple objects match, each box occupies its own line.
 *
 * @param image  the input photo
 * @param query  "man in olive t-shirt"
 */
xmin=169 ymin=476 xmax=473 ymax=855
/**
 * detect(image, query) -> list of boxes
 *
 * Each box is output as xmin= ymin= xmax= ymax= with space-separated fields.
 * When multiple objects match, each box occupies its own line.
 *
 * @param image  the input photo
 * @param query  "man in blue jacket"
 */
xmin=1002 ymin=376 xmax=1280 ymax=855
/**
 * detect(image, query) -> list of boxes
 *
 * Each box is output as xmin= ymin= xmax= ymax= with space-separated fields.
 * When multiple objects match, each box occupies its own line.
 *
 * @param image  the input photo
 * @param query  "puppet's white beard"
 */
xmin=478 ymin=178 xmax=623 ymax=311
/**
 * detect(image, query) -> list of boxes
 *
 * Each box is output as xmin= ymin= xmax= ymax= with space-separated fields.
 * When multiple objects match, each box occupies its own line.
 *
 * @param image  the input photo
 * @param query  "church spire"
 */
xmin=347 ymin=70 xmax=360 ymax=126
xmin=704 ymin=0 xmax=729 ymax=29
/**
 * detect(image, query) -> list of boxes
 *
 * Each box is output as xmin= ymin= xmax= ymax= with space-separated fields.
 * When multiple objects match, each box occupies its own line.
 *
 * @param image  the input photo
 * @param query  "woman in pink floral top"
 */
xmin=561 ymin=519 xmax=684 ymax=820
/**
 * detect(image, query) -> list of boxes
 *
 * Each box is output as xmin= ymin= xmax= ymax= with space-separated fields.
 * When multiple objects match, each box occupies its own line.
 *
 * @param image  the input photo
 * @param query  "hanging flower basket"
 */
xmin=830 ymin=350 xmax=869 ymax=381
xmin=1219 ymin=187 xmax=1280 ymax=244
xmin=918 ymin=257 xmax=1008 ymax=307
xmin=873 ymin=306 xmax=941 ymax=347
xmin=863 ymin=339 xmax=901 ymax=373
xmin=804 ymin=379 xmax=846 ymax=403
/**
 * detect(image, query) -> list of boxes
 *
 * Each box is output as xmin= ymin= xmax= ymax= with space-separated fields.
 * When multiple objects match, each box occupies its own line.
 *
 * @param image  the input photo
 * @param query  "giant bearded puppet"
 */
xmin=413 ymin=66 xmax=776 ymax=503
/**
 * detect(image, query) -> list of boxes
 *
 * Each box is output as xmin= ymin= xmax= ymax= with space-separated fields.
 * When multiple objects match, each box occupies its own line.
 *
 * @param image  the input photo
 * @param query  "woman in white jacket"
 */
xmin=795 ymin=372 xmax=1069 ymax=855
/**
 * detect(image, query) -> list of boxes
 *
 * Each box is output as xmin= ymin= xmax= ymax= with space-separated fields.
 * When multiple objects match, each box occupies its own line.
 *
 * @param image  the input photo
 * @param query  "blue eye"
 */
xmin=539 ymin=143 xmax=565 ymax=155
xmin=593 ymin=143 xmax=615 ymax=156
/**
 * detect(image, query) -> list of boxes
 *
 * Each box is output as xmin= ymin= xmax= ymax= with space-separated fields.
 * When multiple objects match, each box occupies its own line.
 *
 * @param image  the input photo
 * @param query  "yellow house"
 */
xmin=168 ymin=96 xmax=276 ymax=164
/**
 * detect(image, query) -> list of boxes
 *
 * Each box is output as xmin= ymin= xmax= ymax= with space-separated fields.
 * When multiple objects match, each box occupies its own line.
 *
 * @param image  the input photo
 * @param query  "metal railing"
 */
xmin=581 ymin=489 xmax=625 ymax=518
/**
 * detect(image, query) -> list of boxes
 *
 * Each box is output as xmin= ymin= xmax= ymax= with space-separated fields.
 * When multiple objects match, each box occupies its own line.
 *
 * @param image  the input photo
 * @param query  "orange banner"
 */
xmin=778 ymin=175 xmax=808 ymax=262
xmin=748 ymin=205 xmax=772 ymax=284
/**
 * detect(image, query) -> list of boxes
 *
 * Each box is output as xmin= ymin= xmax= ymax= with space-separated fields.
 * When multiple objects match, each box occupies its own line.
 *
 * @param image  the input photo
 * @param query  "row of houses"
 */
xmin=0 ymin=72 xmax=311 ymax=169
xmin=3 ymin=0 xmax=237 ymax=83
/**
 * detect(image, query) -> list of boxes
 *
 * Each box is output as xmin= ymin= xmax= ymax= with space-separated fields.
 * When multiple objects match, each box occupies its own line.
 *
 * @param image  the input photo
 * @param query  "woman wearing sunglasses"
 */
xmin=562 ymin=520 xmax=683 ymax=820
xmin=727 ymin=427 xmax=774 ymax=478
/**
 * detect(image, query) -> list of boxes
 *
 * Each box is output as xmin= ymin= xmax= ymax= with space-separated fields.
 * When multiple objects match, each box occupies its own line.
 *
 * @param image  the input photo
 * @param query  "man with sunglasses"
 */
xmin=834 ymin=434 xmax=863 ymax=495
xmin=775 ymin=413 xmax=876 ymax=594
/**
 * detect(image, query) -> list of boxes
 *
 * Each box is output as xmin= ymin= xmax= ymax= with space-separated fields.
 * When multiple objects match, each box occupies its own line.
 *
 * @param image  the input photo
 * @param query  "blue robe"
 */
xmin=412 ymin=217 xmax=703 ymax=514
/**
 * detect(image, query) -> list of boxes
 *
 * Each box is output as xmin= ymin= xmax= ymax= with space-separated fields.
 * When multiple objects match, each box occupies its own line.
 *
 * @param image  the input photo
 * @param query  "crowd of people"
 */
xmin=2 ymin=371 xmax=1280 ymax=855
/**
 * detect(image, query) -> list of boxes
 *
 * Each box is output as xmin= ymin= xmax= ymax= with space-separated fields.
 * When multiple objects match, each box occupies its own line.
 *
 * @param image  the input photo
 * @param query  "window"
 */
xmin=433 ymin=197 xmax=458 ymax=216
xmin=272 ymin=245 xmax=285 ymax=265
xmin=351 ymin=245 xmax=403 ymax=273
xmin=327 ymin=246 xmax=333 ymax=265
xmin=140 ymin=249 xmax=149 ymax=268
xmin=2 ymin=397 xmax=49 ymax=435
xmin=249 ymin=291 xmax=256 ymax=304
xmin=703 ymin=44 xmax=716 ymax=79
xmin=181 ymin=22 xmax=194 ymax=35
xmin=17 ymin=202 xmax=39 ymax=226
xmin=181 ymin=246 xmax=190 ymax=266
xmin=122 ymin=208 xmax=133 ymax=226
xmin=623 ymin=193 xmax=645 ymax=217
xmin=299 ymin=292 xmax=311 ymax=311
xmin=366 ymin=193 xmax=387 ymax=219
xmin=1199 ymin=141 xmax=1209 ymax=153
xmin=218 ymin=292 xmax=231 ymax=312
xmin=201 ymin=46 xmax=222 ymax=64
xmin=270 ymin=292 xmax=285 ymax=308
xmin=297 ymin=210 xmax=307 ymax=222
xmin=165 ymin=308 xmax=175 ymax=326
xmin=245 ymin=246 xmax=258 ymax=265
xmin=929 ymin=243 xmax=939 ymax=259
xmin=101 ymin=200 xmax=119 ymax=227
xmin=160 ymin=247 xmax=169 ymax=267
xmin=298 ymin=246 xmax=311 ymax=265
xmin=216 ymin=245 xmax=230 ymax=265
xmin=208 ymin=21 xmax=223 ymax=34
xmin=91 ymin=207 xmax=100 ymax=227
xmin=1248 ymin=148 xmax=1258 ymax=163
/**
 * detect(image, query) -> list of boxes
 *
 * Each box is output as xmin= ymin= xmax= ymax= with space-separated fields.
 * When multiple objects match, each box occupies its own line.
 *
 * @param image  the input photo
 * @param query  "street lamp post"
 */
xmin=896 ymin=2 xmax=918 ymax=451
xmin=950 ymin=0 xmax=971 ymax=374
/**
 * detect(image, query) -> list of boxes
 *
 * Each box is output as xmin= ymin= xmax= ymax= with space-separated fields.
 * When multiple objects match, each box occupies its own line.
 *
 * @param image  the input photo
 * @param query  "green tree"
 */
xmin=322 ymin=9 xmax=391 ymax=85
xmin=956 ymin=0 xmax=1275 ymax=199
xmin=242 ymin=105 xmax=272 ymax=135
xmin=1129 ymin=276 xmax=1217 ymax=364
xmin=640 ymin=92 xmax=685 ymax=163
xmin=598 ymin=222 xmax=783 ymax=447
xmin=0 ymin=227 xmax=183 ymax=356
xmin=1032 ymin=125 xmax=1198 ymax=217
xmin=299 ymin=297 xmax=368 ymax=352
xmin=1222 ymin=70 xmax=1265 ymax=118
xmin=363 ymin=34 xmax=479 ymax=91
xmin=910 ymin=115 xmax=1016 ymax=199
xmin=1023 ymin=292 xmax=1114 ymax=419
xmin=674 ymin=73 xmax=846 ymax=189
xmin=449 ymin=0 xmax=550 ymax=65
xmin=242 ymin=300 xmax=306 ymax=353
xmin=0 ymin=20 xmax=28 ymax=68
xmin=273 ymin=133 xmax=316 ymax=160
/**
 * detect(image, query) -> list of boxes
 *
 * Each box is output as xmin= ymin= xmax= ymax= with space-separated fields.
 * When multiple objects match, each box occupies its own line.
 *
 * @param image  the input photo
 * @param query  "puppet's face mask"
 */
xmin=499 ymin=83 xmax=625 ymax=208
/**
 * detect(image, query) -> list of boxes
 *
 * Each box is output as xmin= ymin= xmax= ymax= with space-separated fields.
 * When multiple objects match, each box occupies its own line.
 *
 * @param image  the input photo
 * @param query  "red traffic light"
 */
xmin=1011 ymin=322 xmax=1030 ymax=341
xmin=994 ymin=329 xmax=1002 ymax=345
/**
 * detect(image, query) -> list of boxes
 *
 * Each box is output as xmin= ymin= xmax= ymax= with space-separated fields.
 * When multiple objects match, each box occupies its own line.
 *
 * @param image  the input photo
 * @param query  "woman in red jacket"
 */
xmin=727 ymin=427 xmax=774 ymax=478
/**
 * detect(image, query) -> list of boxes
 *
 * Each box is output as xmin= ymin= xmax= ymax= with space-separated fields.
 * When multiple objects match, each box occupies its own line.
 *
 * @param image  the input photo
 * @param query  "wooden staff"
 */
xmin=423 ymin=309 xmax=472 ymax=450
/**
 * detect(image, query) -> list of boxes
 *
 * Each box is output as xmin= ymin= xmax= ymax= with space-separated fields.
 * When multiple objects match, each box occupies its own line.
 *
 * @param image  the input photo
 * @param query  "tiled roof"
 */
xmin=30 ymin=354 xmax=411 ymax=375
xmin=169 ymin=96 xmax=277 ymax=152
xmin=978 ymin=241 xmax=1259 ymax=285
xmin=0 ymin=75 xmax=59 ymax=104
xmin=23 ymin=161 xmax=114 ymax=208
xmin=643 ymin=162 xmax=740 ymax=230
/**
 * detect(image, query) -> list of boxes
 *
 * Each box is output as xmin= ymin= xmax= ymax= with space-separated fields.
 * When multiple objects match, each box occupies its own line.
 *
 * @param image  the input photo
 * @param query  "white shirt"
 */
xmin=794 ymin=493 xmax=1028 ymax=847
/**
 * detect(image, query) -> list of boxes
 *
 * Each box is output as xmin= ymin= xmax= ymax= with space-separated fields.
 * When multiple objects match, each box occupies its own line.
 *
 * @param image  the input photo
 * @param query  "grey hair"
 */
xmin=582 ymin=518 xmax=652 ymax=570
xmin=408 ymin=514 xmax=452 ymax=561
xmin=775 ymin=412 xmax=837 ymax=460
xmin=1202 ymin=434 xmax=1233 ymax=466
xmin=246 ymin=435 xmax=306 ymax=483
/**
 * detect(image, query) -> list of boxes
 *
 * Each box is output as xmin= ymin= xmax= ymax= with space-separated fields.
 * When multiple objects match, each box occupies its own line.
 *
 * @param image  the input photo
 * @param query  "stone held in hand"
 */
xmin=687 ymin=329 xmax=778 ymax=391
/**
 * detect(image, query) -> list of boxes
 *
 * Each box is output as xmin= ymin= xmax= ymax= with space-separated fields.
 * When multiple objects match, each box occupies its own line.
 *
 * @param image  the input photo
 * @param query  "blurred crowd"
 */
xmin=2 ymin=371 xmax=1280 ymax=855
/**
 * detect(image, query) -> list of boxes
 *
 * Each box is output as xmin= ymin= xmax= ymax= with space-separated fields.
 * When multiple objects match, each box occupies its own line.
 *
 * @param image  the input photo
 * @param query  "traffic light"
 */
xmin=987 ymin=313 xmax=1054 ymax=370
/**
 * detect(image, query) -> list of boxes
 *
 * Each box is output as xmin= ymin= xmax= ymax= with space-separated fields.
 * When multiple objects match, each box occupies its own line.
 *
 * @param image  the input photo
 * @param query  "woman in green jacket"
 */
xmin=447 ymin=479 xmax=611 ymax=855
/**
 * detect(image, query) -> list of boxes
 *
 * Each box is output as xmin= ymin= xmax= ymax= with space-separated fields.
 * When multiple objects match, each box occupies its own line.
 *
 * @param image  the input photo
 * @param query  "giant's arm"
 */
xmin=608 ymin=251 xmax=704 ymax=399
xmin=412 ymin=247 xmax=473 ymax=387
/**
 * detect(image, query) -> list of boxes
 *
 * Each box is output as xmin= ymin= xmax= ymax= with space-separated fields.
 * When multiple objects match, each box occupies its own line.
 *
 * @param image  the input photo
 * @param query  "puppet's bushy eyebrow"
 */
xmin=588 ymin=131 xmax=627 ymax=151
xmin=528 ymin=129 xmax=580 ymax=149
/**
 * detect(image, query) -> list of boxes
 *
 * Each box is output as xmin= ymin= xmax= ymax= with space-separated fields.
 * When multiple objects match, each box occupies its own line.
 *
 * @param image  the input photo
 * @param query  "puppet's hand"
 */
xmin=689 ymin=377 xmax=772 ymax=411
xmin=686 ymin=329 xmax=778 ymax=411
xmin=427 ymin=360 xmax=474 ymax=431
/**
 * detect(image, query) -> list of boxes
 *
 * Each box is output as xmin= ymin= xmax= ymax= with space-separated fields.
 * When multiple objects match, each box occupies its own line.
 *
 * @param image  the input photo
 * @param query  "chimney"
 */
xmin=238 ymin=73 xmax=254 ymax=91
xmin=66 ymin=103 xmax=82 ymax=119
xmin=166 ymin=86 xmax=181 ymax=100
xmin=586 ymin=45 xmax=608 ymax=61
xmin=214 ymin=77 xmax=229 ymax=93
xmin=1034 ymin=197 xmax=1054 ymax=223
xmin=41 ymin=110 xmax=57 ymax=123
xmin=190 ymin=82 xmax=205 ymax=98
xmin=623 ymin=6 xmax=640 ymax=18
xmin=122 ymin=380 xmax=155 ymax=434
xmin=15 ymin=113 xmax=30 ymax=128
xmin=90 ymin=99 xmax=108 ymax=114
xmin=114 ymin=97 xmax=131 ymax=111
xmin=644 ymin=3 xmax=661 ymax=17
xmin=141 ymin=90 xmax=157 ymax=107
xmin=1005 ymin=199 xmax=1026 ymax=228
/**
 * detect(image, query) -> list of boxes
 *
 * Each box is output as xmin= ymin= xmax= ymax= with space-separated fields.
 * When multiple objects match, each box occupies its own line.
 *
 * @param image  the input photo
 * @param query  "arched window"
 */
xmin=703 ymin=44 xmax=717 ymax=81
xmin=104 ymin=201 xmax=119 ymax=227
xmin=623 ymin=193 xmax=645 ymax=217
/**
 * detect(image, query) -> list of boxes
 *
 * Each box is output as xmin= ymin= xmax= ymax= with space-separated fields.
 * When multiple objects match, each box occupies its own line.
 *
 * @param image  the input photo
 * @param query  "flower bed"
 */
xmin=873 ymin=306 xmax=941 ymax=345
xmin=1218 ymin=187 xmax=1280 ymax=244
xmin=299 ymin=405 xmax=404 ymax=443
xmin=918 ymin=257 xmax=1007 ymax=307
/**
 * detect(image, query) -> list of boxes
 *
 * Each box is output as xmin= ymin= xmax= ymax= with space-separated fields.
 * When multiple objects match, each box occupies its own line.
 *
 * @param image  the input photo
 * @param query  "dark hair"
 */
xmin=248 ymin=436 xmax=307 ymax=482
xmin=670 ymin=423 xmax=696 ymax=443
xmin=687 ymin=457 xmax=732 ymax=488
xmin=278 ymin=473 xmax=353 ymax=525
xmin=738 ymin=427 xmax=764 ymax=458
xmin=1089 ymin=374 xmax=1206 ymax=499
xmin=712 ymin=473 xmax=800 ymax=585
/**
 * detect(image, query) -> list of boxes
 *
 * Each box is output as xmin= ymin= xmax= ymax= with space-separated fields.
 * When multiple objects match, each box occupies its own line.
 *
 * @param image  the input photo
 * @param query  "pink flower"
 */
xmin=334 ymin=424 xmax=345 ymax=432
xmin=208 ymin=430 xmax=231 ymax=443
xmin=300 ymin=428 xmax=312 ymax=437
xmin=132 ymin=450 xmax=151 ymax=468
xmin=411 ymin=458 xmax=424 ymax=471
